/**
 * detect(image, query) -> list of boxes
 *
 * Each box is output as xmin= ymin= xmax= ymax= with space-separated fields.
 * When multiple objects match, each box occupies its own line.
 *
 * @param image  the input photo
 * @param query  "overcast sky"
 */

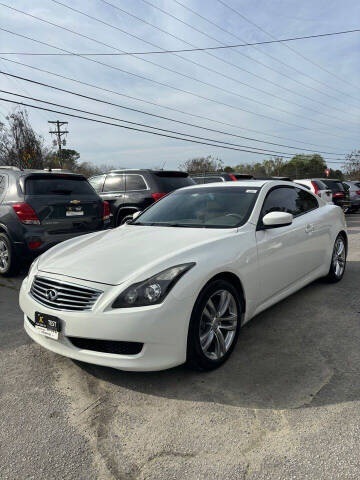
xmin=0 ymin=0 xmax=359 ymax=170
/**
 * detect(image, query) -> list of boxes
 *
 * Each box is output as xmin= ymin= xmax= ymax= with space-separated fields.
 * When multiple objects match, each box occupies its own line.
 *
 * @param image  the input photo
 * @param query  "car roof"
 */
xmin=0 ymin=167 xmax=83 ymax=177
xmin=108 ymin=169 xmax=189 ymax=175
xmin=181 ymin=179 xmax=292 ymax=190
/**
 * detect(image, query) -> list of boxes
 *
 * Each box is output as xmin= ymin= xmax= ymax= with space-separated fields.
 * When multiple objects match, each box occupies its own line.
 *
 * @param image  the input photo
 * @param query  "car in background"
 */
xmin=294 ymin=179 xmax=333 ymax=203
xmin=89 ymin=169 xmax=195 ymax=226
xmin=191 ymin=172 xmax=253 ymax=184
xmin=20 ymin=180 xmax=347 ymax=372
xmin=315 ymin=178 xmax=351 ymax=212
xmin=0 ymin=166 xmax=110 ymax=276
xmin=343 ymin=180 xmax=360 ymax=213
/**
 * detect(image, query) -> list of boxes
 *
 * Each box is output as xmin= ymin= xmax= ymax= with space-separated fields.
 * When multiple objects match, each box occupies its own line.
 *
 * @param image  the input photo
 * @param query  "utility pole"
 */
xmin=48 ymin=120 xmax=68 ymax=168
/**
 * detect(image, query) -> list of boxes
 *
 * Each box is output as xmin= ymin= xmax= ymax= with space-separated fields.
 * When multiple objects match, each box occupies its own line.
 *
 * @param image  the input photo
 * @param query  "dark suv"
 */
xmin=89 ymin=169 xmax=194 ymax=226
xmin=191 ymin=172 xmax=253 ymax=184
xmin=0 ymin=167 xmax=110 ymax=276
xmin=315 ymin=178 xmax=351 ymax=211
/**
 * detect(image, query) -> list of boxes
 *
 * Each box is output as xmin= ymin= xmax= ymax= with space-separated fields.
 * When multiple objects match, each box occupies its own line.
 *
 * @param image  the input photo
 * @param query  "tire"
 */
xmin=116 ymin=211 xmax=134 ymax=226
xmin=186 ymin=278 xmax=242 ymax=371
xmin=119 ymin=215 xmax=133 ymax=225
xmin=325 ymin=234 xmax=347 ymax=283
xmin=0 ymin=233 xmax=20 ymax=277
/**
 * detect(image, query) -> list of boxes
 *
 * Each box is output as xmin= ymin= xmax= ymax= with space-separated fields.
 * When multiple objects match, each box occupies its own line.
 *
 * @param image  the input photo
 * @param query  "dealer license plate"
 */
xmin=34 ymin=312 xmax=61 ymax=340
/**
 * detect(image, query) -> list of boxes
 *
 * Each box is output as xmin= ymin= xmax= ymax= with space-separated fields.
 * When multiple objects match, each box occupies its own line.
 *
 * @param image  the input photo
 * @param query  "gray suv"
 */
xmin=343 ymin=180 xmax=360 ymax=212
xmin=0 ymin=167 xmax=110 ymax=276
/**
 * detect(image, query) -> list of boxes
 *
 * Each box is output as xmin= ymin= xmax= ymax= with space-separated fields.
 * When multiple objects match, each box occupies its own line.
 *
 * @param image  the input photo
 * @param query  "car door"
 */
xmin=100 ymin=174 xmax=125 ymax=225
xmin=123 ymin=174 xmax=150 ymax=212
xmin=255 ymin=186 xmax=323 ymax=304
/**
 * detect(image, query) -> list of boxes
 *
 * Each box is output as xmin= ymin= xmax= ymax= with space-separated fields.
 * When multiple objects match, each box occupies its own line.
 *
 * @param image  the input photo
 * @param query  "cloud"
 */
xmin=0 ymin=0 xmax=359 ymax=169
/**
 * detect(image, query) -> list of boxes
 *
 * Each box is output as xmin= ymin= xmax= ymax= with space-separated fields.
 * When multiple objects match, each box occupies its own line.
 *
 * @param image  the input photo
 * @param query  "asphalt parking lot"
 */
xmin=1 ymin=214 xmax=360 ymax=480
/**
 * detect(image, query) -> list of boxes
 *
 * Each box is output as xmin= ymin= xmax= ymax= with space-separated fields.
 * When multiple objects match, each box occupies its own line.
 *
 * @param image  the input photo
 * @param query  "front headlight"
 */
xmin=112 ymin=263 xmax=195 ymax=308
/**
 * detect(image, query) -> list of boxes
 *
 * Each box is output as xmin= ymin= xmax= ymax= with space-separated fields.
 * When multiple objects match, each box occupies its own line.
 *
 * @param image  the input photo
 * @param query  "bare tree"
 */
xmin=343 ymin=150 xmax=360 ymax=179
xmin=179 ymin=155 xmax=224 ymax=174
xmin=0 ymin=108 xmax=48 ymax=169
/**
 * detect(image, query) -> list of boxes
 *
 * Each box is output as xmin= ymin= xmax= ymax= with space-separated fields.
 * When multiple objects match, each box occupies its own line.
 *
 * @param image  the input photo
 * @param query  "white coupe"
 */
xmin=19 ymin=180 xmax=347 ymax=371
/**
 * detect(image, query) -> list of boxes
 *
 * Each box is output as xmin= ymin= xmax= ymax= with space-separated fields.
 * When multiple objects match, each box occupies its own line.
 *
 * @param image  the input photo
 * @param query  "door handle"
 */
xmin=305 ymin=224 xmax=314 ymax=233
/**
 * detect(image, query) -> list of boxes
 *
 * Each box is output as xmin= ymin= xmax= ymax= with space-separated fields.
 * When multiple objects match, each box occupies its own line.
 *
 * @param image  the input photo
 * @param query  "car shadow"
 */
xmin=76 ymin=259 xmax=360 ymax=410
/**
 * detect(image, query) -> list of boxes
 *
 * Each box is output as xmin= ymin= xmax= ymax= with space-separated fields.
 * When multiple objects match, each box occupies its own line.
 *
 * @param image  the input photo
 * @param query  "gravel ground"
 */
xmin=1 ymin=214 xmax=360 ymax=479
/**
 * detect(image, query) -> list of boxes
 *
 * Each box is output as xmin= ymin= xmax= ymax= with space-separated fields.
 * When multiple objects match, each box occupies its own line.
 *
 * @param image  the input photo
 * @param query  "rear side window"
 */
xmin=125 ymin=174 xmax=147 ymax=191
xmin=89 ymin=175 xmax=105 ymax=193
xmin=261 ymin=187 xmax=317 ymax=219
xmin=192 ymin=176 xmax=225 ymax=184
xmin=153 ymin=172 xmax=194 ymax=191
xmin=192 ymin=177 xmax=203 ymax=184
xmin=103 ymin=174 xmax=125 ymax=192
xmin=322 ymin=180 xmax=345 ymax=192
xmin=25 ymin=176 xmax=95 ymax=195
xmin=313 ymin=180 xmax=327 ymax=190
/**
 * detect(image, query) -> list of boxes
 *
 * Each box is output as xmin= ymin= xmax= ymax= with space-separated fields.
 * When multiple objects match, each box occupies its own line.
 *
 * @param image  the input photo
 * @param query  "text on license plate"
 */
xmin=34 ymin=312 xmax=61 ymax=340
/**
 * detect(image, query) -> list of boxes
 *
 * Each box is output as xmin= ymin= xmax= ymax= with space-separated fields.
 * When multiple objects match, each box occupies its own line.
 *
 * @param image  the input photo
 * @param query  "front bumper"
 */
xmin=20 ymin=275 xmax=193 ymax=371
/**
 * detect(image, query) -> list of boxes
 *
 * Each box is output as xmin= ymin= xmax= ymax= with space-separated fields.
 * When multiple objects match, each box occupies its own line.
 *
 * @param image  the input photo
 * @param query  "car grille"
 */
xmin=30 ymin=276 xmax=103 ymax=311
xmin=68 ymin=337 xmax=143 ymax=355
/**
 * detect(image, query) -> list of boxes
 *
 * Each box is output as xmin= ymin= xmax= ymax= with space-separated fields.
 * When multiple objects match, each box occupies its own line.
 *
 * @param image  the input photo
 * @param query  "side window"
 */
xmin=192 ymin=177 xmax=203 ymax=184
xmin=88 ymin=175 xmax=105 ymax=193
xmin=203 ymin=177 xmax=224 ymax=184
xmin=296 ymin=188 xmax=318 ymax=213
xmin=103 ymin=174 xmax=125 ymax=192
xmin=125 ymin=175 xmax=147 ymax=191
xmin=261 ymin=187 xmax=302 ymax=218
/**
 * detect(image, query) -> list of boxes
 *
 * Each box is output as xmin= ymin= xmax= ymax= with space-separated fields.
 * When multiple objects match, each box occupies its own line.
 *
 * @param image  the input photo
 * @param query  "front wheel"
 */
xmin=325 ymin=234 xmax=347 ymax=283
xmin=186 ymin=279 xmax=242 ymax=371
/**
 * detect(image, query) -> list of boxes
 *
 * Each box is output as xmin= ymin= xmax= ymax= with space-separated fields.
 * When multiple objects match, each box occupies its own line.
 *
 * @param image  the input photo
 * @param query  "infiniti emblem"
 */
xmin=46 ymin=289 xmax=58 ymax=301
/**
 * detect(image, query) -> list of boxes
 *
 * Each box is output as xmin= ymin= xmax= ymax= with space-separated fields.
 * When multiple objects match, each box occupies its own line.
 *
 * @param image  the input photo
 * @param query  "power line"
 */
xmin=2 ymin=27 xmax=357 ymax=141
xmin=96 ymin=0 xmax=360 ymax=121
xmin=0 ymin=71 xmax=345 ymax=156
xmin=0 ymin=56 xmax=350 ymax=151
xmin=1 ymin=27 xmax=359 ymax=55
xmin=0 ymin=70 xmax=344 ymax=155
xmin=48 ymin=0 xmax=360 ymax=125
xmin=4 ymin=3 xmax=358 ymax=133
xmin=0 ymin=96 xmax=345 ymax=163
xmin=216 ymin=0 xmax=360 ymax=95
xmin=140 ymin=0 xmax=360 ymax=107
xmin=1 ymin=89 xmax=347 ymax=159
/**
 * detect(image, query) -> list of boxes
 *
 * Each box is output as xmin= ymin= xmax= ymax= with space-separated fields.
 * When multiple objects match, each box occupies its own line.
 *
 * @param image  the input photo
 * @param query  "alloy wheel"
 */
xmin=0 ymin=240 xmax=9 ymax=272
xmin=332 ymin=236 xmax=346 ymax=278
xmin=199 ymin=289 xmax=238 ymax=360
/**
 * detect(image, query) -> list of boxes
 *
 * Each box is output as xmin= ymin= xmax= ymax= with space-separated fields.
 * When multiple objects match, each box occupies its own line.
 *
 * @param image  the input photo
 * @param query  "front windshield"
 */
xmin=133 ymin=186 xmax=260 ymax=228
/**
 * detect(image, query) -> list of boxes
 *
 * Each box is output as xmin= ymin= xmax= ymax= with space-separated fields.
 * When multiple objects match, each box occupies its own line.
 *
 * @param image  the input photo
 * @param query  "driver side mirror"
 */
xmin=262 ymin=211 xmax=293 ymax=229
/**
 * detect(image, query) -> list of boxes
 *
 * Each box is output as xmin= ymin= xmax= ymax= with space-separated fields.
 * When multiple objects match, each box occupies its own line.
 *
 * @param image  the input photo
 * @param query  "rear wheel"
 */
xmin=325 ymin=234 xmax=346 ymax=283
xmin=0 ymin=233 xmax=20 ymax=277
xmin=186 ymin=279 xmax=242 ymax=371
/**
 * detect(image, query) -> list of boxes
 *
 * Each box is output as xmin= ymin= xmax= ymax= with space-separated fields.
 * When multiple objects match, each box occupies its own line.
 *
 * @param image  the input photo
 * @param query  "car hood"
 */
xmin=38 ymin=225 xmax=233 ymax=285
